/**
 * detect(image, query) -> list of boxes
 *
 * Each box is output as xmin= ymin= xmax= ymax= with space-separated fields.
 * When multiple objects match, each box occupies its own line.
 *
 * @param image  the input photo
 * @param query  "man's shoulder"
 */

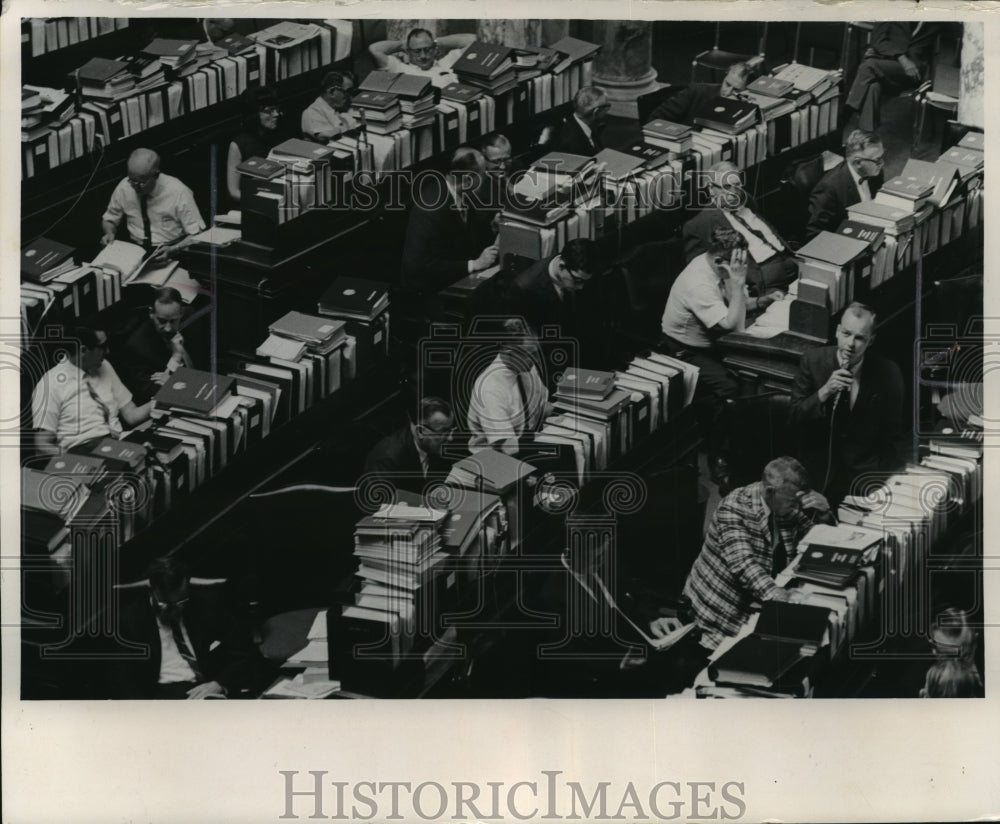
xmin=684 ymin=206 xmax=725 ymax=232
xmin=159 ymin=173 xmax=194 ymax=196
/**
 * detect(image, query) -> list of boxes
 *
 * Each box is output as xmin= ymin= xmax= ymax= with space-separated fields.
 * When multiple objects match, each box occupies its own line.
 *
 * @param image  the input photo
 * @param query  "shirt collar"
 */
xmin=847 ymin=159 xmax=867 ymax=192
xmin=547 ymin=257 xmax=565 ymax=299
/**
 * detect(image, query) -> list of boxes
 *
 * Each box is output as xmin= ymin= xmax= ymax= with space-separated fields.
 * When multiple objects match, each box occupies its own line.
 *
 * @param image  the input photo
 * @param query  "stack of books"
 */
xmin=74 ymin=57 xmax=135 ymax=100
xmin=439 ymin=82 xmax=484 ymax=105
xmin=938 ymin=143 xmax=984 ymax=183
xmin=693 ymin=96 xmax=760 ymax=135
xmin=359 ymin=71 xmax=436 ymax=129
xmin=249 ymin=21 xmax=325 ymax=83
xmin=351 ymin=90 xmax=402 ymax=135
xmin=140 ymin=38 xmax=199 ymax=75
xmin=772 ymin=62 xmax=838 ymax=101
xmin=551 ymin=367 xmax=634 ymax=465
xmin=453 ymin=41 xmax=517 ymax=96
xmin=642 ymin=119 xmax=693 ymax=153
xmin=792 ymin=523 xmax=881 ymax=588
xmin=874 ymin=172 xmax=935 ymax=213
xmin=898 ymin=158 xmax=962 ymax=209
xmin=267 ymin=137 xmax=338 ymax=214
xmin=616 ymin=140 xmax=674 ymax=171
xmin=792 ymin=229 xmax=870 ymax=317
xmin=736 ymin=78 xmax=797 ymax=121
xmin=448 ymin=450 xmax=537 ymax=496
xmin=846 ymin=199 xmax=916 ymax=234
xmin=254 ymin=311 xmax=348 ymax=406
xmin=21 ymin=237 xmax=76 ymax=283
xmin=21 ymin=84 xmax=74 ymax=140
xmin=317 ymin=276 xmax=390 ymax=370
xmin=511 ymin=46 xmax=561 ymax=81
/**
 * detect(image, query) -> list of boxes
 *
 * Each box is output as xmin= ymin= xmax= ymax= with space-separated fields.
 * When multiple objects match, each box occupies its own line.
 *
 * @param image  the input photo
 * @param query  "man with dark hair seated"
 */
xmin=646 ymin=62 xmax=752 ymax=127
xmin=362 ymin=396 xmax=456 ymax=489
xmin=110 ymin=556 xmax=259 ymax=699
xmin=115 ymin=286 xmax=194 ymax=406
xmin=806 ymin=129 xmax=885 ymax=239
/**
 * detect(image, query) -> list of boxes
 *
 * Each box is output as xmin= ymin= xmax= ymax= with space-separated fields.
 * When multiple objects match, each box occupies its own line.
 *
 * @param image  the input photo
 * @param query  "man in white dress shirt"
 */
xmin=369 ymin=28 xmax=476 ymax=88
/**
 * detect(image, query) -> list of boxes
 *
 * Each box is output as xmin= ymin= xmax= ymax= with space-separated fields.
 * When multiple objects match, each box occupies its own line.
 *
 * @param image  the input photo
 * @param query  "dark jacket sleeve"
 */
xmin=805 ymin=177 xmax=841 ymax=240
xmin=869 ymin=22 xmax=911 ymax=58
xmin=401 ymin=201 xmax=473 ymax=293
xmin=648 ymin=87 xmax=697 ymax=126
xmin=789 ymin=351 xmax=828 ymax=423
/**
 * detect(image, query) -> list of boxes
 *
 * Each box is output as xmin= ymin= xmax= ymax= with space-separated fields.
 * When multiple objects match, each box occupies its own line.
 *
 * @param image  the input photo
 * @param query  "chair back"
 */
xmin=612 ymin=237 xmax=687 ymax=347
xmin=723 ymin=391 xmax=794 ymax=488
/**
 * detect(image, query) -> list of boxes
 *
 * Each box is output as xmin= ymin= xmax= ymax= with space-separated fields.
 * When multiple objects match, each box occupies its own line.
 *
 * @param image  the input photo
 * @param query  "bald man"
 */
xmin=545 ymin=86 xmax=611 ymax=156
xmin=101 ymin=148 xmax=206 ymax=261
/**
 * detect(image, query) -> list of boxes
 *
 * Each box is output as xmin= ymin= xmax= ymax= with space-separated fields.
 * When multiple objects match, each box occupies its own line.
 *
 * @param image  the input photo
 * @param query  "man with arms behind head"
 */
xmin=101 ymin=148 xmax=205 ymax=261
xmin=115 ymin=287 xmax=195 ymax=406
xmin=790 ymin=302 xmax=906 ymax=504
xmin=806 ymin=129 xmax=885 ymax=239
xmin=369 ymin=28 xmax=476 ymax=88
xmin=683 ymin=457 xmax=834 ymax=651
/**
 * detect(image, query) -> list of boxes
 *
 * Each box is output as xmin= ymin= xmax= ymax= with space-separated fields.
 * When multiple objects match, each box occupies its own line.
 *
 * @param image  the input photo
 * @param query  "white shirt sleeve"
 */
xmin=687 ymin=280 xmax=730 ymax=331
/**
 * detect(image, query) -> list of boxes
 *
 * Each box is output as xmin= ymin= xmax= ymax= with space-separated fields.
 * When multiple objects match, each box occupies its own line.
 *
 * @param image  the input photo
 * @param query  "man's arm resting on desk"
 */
xmin=34 ymin=430 xmax=60 ymax=457
xmin=119 ymin=400 xmax=152 ymax=429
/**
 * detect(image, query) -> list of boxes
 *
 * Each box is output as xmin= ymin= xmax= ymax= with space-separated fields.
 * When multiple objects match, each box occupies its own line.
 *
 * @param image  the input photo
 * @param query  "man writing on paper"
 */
xmin=660 ymin=228 xmax=782 ymax=493
xmin=467 ymin=319 xmax=551 ymax=456
xmin=101 ymin=148 xmax=206 ymax=261
xmin=789 ymin=302 xmax=906 ymax=505
xmin=115 ymin=287 xmax=195 ymax=406
xmin=683 ymin=457 xmax=835 ymax=651
xmin=805 ymin=129 xmax=885 ymax=239
xmin=363 ymin=397 xmax=456 ymax=490
xmin=683 ymin=161 xmax=798 ymax=292
xmin=32 ymin=325 xmax=152 ymax=456
xmin=369 ymin=28 xmax=476 ymax=88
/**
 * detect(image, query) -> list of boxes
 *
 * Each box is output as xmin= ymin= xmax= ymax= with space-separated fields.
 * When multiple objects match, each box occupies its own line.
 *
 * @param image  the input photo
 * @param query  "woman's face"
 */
xmin=258 ymin=104 xmax=281 ymax=131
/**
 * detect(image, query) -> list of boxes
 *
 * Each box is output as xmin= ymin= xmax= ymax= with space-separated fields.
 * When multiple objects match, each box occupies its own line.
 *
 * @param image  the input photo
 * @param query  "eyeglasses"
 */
xmin=486 ymin=157 xmax=512 ymax=169
xmin=128 ymin=175 xmax=156 ymax=188
xmin=153 ymin=596 xmax=188 ymax=609
xmin=860 ymin=153 xmax=885 ymax=167
xmin=407 ymin=44 xmax=436 ymax=56
xmin=260 ymin=106 xmax=282 ymax=115
xmin=419 ymin=423 xmax=456 ymax=436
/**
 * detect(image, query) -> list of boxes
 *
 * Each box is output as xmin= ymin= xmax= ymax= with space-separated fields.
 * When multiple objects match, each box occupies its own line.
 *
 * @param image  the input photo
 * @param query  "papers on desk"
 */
xmin=264 ymin=673 xmax=341 ymax=699
xmin=166 ymin=267 xmax=200 ymax=304
xmin=193 ymin=226 xmax=242 ymax=246
xmin=215 ymin=210 xmax=242 ymax=227
xmin=743 ymin=294 xmax=791 ymax=338
xmin=306 ymin=609 xmax=328 ymax=641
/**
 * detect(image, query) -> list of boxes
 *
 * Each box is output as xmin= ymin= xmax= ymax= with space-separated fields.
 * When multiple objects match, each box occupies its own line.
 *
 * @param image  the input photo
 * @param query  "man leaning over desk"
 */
xmin=101 ymin=148 xmax=205 ymax=262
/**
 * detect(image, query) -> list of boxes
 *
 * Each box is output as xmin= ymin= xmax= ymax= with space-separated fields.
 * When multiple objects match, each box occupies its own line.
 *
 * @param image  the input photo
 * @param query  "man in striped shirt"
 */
xmin=683 ymin=457 xmax=834 ymax=650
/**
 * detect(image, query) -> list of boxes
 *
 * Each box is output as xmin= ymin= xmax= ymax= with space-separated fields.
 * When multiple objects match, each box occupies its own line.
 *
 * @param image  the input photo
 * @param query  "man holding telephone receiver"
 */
xmin=790 ymin=302 xmax=907 ymax=505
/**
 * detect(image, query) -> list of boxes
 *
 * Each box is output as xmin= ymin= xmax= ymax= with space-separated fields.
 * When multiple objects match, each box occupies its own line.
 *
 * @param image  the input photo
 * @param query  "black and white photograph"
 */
xmin=2 ymin=3 xmax=997 ymax=822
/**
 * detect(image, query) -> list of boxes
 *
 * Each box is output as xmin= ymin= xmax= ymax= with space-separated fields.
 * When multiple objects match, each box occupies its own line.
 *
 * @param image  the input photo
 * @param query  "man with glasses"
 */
xmin=110 ymin=556 xmax=258 ymax=699
xmin=363 ymin=397 xmax=456 ymax=489
xmin=369 ymin=28 xmax=476 ymax=88
xmin=101 ymin=148 xmax=205 ymax=261
xmin=683 ymin=160 xmax=798 ymax=292
xmin=301 ymin=70 xmax=360 ymax=142
xmin=31 ymin=325 xmax=151 ymax=456
xmin=115 ymin=287 xmax=196 ymax=406
xmin=805 ymin=130 xmax=885 ymax=240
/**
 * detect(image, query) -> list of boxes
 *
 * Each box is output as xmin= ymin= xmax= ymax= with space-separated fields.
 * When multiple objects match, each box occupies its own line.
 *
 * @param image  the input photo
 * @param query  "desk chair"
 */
xmin=841 ymin=22 xmax=874 ymax=87
xmin=793 ymin=22 xmax=847 ymax=71
xmin=913 ymin=32 xmax=962 ymax=154
xmin=723 ymin=391 xmax=794 ymax=489
xmin=611 ymin=237 xmax=687 ymax=351
xmin=691 ymin=23 xmax=769 ymax=83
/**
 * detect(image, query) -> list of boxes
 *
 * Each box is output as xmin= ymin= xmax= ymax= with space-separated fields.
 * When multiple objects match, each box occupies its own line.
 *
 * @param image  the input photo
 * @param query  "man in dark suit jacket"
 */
xmin=646 ymin=62 xmax=751 ymax=126
xmin=789 ymin=302 xmax=907 ymax=505
xmin=806 ymin=130 xmax=885 ymax=239
xmin=362 ymin=397 xmax=455 ymax=490
xmin=683 ymin=161 xmax=798 ymax=293
xmin=110 ymin=557 xmax=258 ymax=699
xmin=114 ymin=287 xmax=193 ymax=405
xmin=844 ymin=21 xmax=942 ymax=131
xmin=401 ymin=147 xmax=498 ymax=298
xmin=544 ymin=86 xmax=610 ymax=156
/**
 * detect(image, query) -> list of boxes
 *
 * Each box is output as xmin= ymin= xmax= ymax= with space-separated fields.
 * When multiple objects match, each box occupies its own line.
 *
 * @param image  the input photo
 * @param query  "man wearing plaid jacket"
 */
xmin=683 ymin=457 xmax=835 ymax=650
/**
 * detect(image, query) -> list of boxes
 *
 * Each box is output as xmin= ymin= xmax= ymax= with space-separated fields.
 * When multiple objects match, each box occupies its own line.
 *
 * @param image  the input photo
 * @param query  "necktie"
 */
xmin=170 ymin=618 xmax=202 ymax=681
xmin=139 ymin=195 xmax=153 ymax=252
xmin=730 ymin=209 xmax=785 ymax=256
xmin=84 ymin=377 xmax=111 ymax=427
xmin=771 ymin=517 xmax=788 ymax=577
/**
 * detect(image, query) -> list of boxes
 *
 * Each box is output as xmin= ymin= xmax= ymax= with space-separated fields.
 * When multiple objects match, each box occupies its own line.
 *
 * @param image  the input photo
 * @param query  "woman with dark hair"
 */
xmin=225 ymin=85 xmax=288 ymax=203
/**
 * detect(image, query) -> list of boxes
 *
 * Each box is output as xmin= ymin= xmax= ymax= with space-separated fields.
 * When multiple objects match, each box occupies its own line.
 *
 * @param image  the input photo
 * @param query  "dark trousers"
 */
xmin=659 ymin=337 xmax=738 ymax=457
xmin=846 ymin=57 xmax=920 ymax=131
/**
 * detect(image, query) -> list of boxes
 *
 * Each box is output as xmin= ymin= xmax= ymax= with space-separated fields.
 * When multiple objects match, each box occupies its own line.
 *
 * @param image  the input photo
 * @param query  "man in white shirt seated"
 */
xmin=467 ymin=319 xmax=552 ymax=455
xmin=660 ymin=229 xmax=780 ymax=494
xmin=31 ymin=325 xmax=152 ymax=457
xmin=301 ymin=70 xmax=360 ymax=143
xmin=805 ymin=129 xmax=885 ymax=239
xmin=369 ymin=28 xmax=476 ymax=88
xmin=100 ymin=148 xmax=206 ymax=261
xmin=683 ymin=161 xmax=798 ymax=293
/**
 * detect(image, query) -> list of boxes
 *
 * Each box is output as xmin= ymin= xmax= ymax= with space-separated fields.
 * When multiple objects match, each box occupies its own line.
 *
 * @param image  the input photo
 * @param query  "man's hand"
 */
xmin=186 ymin=680 xmax=227 ymax=699
xmin=471 ymin=245 xmax=499 ymax=272
xmin=758 ymin=289 xmax=785 ymax=310
xmin=150 ymin=371 xmax=170 ymax=386
xmin=898 ymin=54 xmax=921 ymax=82
xmin=769 ymin=588 xmax=805 ymax=604
xmin=818 ymin=367 xmax=854 ymax=403
xmin=721 ymin=248 xmax=748 ymax=286
xmin=649 ymin=615 xmax=684 ymax=638
xmin=101 ymin=232 xmax=116 ymax=247
xmin=152 ymin=245 xmax=173 ymax=263
xmin=798 ymin=489 xmax=831 ymax=517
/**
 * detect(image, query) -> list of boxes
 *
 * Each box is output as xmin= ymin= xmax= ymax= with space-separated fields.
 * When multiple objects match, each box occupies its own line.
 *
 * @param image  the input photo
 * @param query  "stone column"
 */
xmin=591 ymin=20 xmax=661 ymax=119
xmin=958 ymin=22 xmax=984 ymax=129
xmin=477 ymin=19 xmax=543 ymax=49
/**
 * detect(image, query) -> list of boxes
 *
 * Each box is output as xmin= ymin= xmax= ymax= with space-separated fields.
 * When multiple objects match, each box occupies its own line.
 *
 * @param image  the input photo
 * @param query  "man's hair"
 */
xmin=147 ymin=556 xmax=191 ymax=594
xmin=72 ymin=325 xmax=104 ymax=349
xmin=725 ymin=61 xmax=753 ymax=85
xmin=842 ymin=301 xmax=877 ymax=326
xmin=321 ymin=69 xmax=354 ymax=91
xmin=573 ymin=85 xmax=608 ymax=116
xmin=560 ymin=238 xmax=603 ymax=277
xmin=922 ymin=658 xmax=982 ymax=698
xmin=406 ymin=27 xmax=435 ymax=49
xmin=707 ymin=227 xmax=749 ymax=256
xmin=481 ymin=131 xmax=512 ymax=154
xmin=450 ymin=146 xmax=485 ymax=173
xmin=931 ymin=607 xmax=978 ymax=660
xmin=152 ymin=287 xmax=183 ymax=310
xmin=844 ymin=128 xmax=883 ymax=158
xmin=127 ymin=148 xmax=160 ymax=174
xmin=417 ymin=396 xmax=453 ymax=424
xmin=762 ymin=456 xmax=810 ymax=491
